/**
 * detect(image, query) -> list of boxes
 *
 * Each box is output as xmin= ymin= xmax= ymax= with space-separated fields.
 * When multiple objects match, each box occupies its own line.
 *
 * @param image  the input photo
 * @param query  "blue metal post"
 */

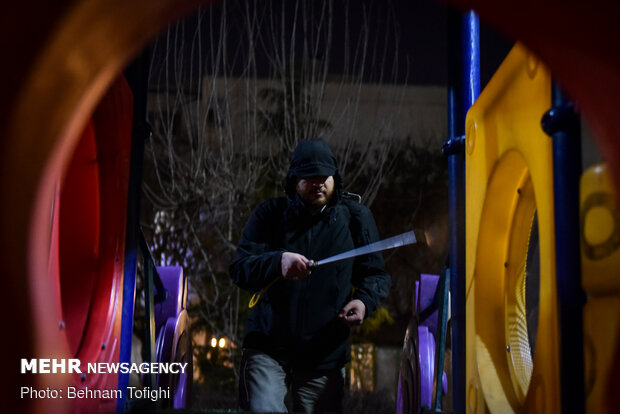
xmin=461 ymin=13 xmax=480 ymax=112
xmin=116 ymin=50 xmax=151 ymax=414
xmin=443 ymin=9 xmax=480 ymax=414
xmin=541 ymin=83 xmax=585 ymax=414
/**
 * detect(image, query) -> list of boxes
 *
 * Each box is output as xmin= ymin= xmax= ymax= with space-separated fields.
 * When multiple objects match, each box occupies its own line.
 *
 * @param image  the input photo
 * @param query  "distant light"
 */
xmin=210 ymin=337 xmax=217 ymax=348
xmin=219 ymin=338 xmax=226 ymax=348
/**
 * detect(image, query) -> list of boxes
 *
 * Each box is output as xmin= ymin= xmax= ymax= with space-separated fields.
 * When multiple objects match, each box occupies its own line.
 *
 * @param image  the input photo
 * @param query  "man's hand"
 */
xmin=281 ymin=252 xmax=311 ymax=279
xmin=339 ymin=299 xmax=366 ymax=326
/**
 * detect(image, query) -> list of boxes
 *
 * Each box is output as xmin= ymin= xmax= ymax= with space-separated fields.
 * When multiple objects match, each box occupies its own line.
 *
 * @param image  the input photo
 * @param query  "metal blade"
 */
xmin=312 ymin=230 xmax=416 ymax=267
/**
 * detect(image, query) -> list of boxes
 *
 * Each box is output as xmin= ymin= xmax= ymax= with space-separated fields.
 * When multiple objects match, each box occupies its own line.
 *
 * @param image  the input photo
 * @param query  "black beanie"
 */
xmin=288 ymin=139 xmax=338 ymax=178
xmin=284 ymin=139 xmax=342 ymax=198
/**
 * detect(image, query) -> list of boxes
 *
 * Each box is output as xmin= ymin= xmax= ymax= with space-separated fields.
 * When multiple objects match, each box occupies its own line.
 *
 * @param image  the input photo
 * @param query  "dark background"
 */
xmin=155 ymin=0 xmax=514 ymax=88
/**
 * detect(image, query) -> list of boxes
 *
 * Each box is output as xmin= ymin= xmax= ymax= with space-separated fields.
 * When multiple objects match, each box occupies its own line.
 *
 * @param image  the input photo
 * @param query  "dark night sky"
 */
xmin=380 ymin=0 xmax=514 ymax=87
xmin=151 ymin=0 xmax=514 ymax=88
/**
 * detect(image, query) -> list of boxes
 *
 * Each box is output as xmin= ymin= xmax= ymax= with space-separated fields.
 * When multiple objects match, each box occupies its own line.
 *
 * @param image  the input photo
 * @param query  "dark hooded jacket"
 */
xmin=229 ymin=140 xmax=391 ymax=370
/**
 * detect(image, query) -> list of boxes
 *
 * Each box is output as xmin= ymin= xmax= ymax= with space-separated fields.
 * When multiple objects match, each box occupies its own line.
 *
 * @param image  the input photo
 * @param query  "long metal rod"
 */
xmin=143 ymin=243 xmax=157 ymax=389
xmin=117 ymin=50 xmax=150 ymax=414
xmin=432 ymin=268 xmax=450 ymax=410
xmin=445 ymin=9 xmax=479 ymax=414
xmin=542 ymin=82 xmax=585 ymax=413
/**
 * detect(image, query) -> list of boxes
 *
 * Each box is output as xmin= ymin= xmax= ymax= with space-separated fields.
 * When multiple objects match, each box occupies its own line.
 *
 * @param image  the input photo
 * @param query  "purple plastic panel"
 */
xmin=173 ymin=369 xmax=188 ymax=409
xmin=156 ymin=310 xmax=191 ymax=408
xmin=398 ymin=274 xmax=448 ymax=412
xmin=155 ymin=317 xmax=177 ymax=387
xmin=154 ymin=266 xmax=185 ymax=332
xmin=418 ymin=326 xmax=436 ymax=409
xmin=415 ymin=273 xmax=449 ymax=409
xmin=415 ymin=273 xmax=440 ymax=336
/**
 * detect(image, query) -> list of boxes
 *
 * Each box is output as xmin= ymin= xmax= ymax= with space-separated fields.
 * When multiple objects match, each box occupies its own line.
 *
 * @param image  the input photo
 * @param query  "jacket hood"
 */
xmin=284 ymin=139 xmax=343 ymax=198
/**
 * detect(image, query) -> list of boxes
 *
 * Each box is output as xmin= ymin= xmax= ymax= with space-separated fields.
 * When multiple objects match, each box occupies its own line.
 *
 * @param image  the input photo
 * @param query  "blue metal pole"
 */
xmin=116 ymin=51 xmax=151 ymax=414
xmin=541 ymin=83 xmax=585 ymax=414
xmin=462 ymin=12 xmax=480 ymax=111
xmin=444 ymin=9 xmax=479 ymax=414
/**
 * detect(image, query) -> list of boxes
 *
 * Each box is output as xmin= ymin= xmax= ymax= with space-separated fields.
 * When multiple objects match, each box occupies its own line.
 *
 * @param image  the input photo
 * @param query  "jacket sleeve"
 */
xmin=349 ymin=204 xmax=392 ymax=317
xmin=229 ymin=200 xmax=284 ymax=292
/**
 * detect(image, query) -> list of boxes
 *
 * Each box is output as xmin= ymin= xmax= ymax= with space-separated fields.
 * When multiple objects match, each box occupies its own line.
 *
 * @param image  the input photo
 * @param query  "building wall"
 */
xmin=148 ymin=77 xmax=447 ymax=165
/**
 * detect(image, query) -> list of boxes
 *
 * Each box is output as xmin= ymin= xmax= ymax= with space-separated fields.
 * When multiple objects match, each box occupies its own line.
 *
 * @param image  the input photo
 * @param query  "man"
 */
xmin=230 ymin=139 xmax=391 ymax=413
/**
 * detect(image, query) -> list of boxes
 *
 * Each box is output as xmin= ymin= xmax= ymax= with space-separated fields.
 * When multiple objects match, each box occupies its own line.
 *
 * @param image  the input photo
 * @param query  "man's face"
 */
xmin=296 ymin=175 xmax=335 ymax=210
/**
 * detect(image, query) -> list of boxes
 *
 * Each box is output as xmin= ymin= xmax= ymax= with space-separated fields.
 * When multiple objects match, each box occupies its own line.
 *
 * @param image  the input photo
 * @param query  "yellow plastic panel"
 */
xmin=580 ymin=163 xmax=620 ymax=295
xmin=583 ymin=297 xmax=620 ymax=413
xmin=580 ymin=163 xmax=620 ymax=413
xmin=465 ymin=43 xmax=559 ymax=413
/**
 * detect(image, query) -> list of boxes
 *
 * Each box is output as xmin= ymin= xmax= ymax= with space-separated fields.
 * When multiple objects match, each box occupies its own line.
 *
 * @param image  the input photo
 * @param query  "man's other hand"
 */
xmin=338 ymin=299 xmax=366 ymax=326
xmin=281 ymin=252 xmax=311 ymax=279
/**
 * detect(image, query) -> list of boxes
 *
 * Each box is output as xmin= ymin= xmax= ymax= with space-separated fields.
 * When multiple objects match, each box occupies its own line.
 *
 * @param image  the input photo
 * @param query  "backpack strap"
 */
xmin=341 ymin=192 xmax=368 ymax=248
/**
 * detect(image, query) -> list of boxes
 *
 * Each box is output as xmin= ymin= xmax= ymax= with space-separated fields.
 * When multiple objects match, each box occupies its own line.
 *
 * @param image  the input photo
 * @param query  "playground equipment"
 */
xmin=580 ymin=163 xmax=620 ymax=413
xmin=2 ymin=0 xmax=620 ymax=413
xmin=464 ymin=43 xmax=559 ymax=413
xmin=11 ymin=61 xmax=193 ymax=413
xmin=397 ymin=10 xmax=619 ymax=413
xmin=397 ymin=273 xmax=450 ymax=413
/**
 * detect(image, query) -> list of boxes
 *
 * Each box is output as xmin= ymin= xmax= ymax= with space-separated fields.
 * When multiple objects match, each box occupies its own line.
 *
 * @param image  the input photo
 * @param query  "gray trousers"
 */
xmin=239 ymin=348 xmax=345 ymax=413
